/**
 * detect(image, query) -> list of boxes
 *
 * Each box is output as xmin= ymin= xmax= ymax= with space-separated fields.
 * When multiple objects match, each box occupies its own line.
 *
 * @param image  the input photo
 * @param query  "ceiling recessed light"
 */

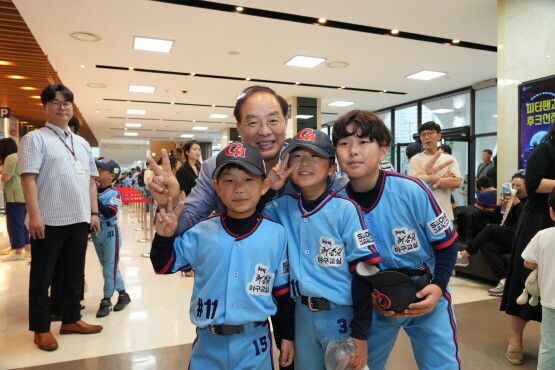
xmin=181 ymin=134 xmax=194 ymax=138
xmin=80 ymin=64 xmax=86 ymax=69
xmin=86 ymin=83 xmax=107 ymax=88
xmin=129 ymin=85 xmax=156 ymax=93
xmin=326 ymin=61 xmax=349 ymax=69
xmin=0 ymin=61 xmax=14 ymax=66
xmin=124 ymin=132 xmax=139 ymax=136
xmin=133 ymin=36 xmax=174 ymax=53
xmin=294 ymin=82 xmax=301 ymax=85
xmin=29 ymin=96 xmax=40 ymax=99
xmin=391 ymin=29 xmax=399 ymax=35
xmin=127 ymin=109 xmax=146 ymax=115
xmin=96 ymin=110 xmax=100 ymax=113
xmin=431 ymin=109 xmax=454 ymax=114
xmin=125 ymin=123 xmax=142 ymax=128
xmin=452 ymin=39 xmax=460 ymax=44
xmin=285 ymin=55 xmax=326 ymax=68
xmin=7 ymin=75 xmax=26 ymax=79
xmin=235 ymin=6 xmax=243 ymax=11
xmin=406 ymin=70 xmax=446 ymax=80
xmin=328 ymin=101 xmax=355 ymax=107
xmin=70 ymin=32 xmax=101 ymax=42
xmin=190 ymin=72 xmax=196 ymax=76
xmin=246 ymin=77 xmax=251 ymax=81
xmin=318 ymin=18 xmax=327 ymax=23
xmin=209 ymin=114 xmax=228 ymax=119
xmin=296 ymin=115 xmax=314 ymax=119
xmin=193 ymin=126 xmax=208 ymax=131
xmin=151 ymin=152 xmax=156 ymax=156
xmin=493 ymin=115 xmax=498 ymax=118
xmin=20 ymin=86 xmax=37 ymax=90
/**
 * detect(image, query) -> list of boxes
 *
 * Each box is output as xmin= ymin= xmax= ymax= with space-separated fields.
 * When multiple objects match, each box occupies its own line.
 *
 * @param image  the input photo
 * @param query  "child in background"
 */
xmin=521 ymin=186 xmax=555 ymax=369
xmin=150 ymin=143 xmax=294 ymax=369
xmin=93 ymin=158 xmax=130 ymax=317
xmin=264 ymin=128 xmax=381 ymax=370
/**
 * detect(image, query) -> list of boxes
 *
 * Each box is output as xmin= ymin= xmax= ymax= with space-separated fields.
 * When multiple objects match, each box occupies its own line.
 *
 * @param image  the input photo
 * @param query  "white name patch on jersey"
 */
xmin=316 ymin=237 xmax=344 ymax=267
xmin=111 ymin=197 xmax=122 ymax=207
xmin=391 ymin=227 xmax=421 ymax=255
xmin=427 ymin=212 xmax=450 ymax=235
xmin=247 ymin=264 xmax=274 ymax=296
xmin=281 ymin=259 xmax=290 ymax=276
xmin=354 ymin=229 xmax=373 ymax=249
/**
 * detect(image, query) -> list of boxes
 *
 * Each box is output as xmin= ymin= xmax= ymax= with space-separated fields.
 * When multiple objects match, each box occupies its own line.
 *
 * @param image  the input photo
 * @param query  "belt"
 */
xmin=301 ymin=296 xmax=341 ymax=312
xmin=100 ymin=220 xmax=117 ymax=227
xmin=208 ymin=321 xmax=264 ymax=336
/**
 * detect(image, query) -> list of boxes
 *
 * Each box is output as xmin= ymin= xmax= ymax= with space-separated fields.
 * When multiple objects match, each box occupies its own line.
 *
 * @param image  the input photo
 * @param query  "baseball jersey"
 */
xmin=263 ymin=191 xmax=381 ymax=305
xmin=98 ymin=186 xmax=122 ymax=223
xmin=338 ymin=171 xmax=458 ymax=272
xmin=157 ymin=214 xmax=290 ymax=327
xmin=522 ymin=226 xmax=555 ymax=309
xmin=408 ymin=152 xmax=461 ymax=220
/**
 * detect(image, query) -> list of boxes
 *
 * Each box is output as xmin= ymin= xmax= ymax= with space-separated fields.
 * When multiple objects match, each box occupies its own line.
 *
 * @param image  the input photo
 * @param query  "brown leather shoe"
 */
xmin=59 ymin=320 xmax=103 ymax=334
xmin=34 ymin=331 xmax=58 ymax=351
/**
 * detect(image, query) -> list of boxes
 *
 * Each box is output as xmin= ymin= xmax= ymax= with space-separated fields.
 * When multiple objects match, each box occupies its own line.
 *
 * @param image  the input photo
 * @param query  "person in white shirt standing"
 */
xmin=521 ymin=186 xmax=555 ymax=369
xmin=19 ymin=84 xmax=103 ymax=352
xmin=409 ymin=121 xmax=462 ymax=221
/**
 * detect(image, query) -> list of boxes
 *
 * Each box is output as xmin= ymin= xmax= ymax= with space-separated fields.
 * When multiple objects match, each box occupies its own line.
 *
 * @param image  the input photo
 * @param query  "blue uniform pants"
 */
xmin=190 ymin=322 xmax=273 ymax=369
xmin=367 ymin=292 xmax=460 ymax=370
xmin=294 ymin=301 xmax=352 ymax=370
xmin=92 ymin=223 xmax=125 ymax=298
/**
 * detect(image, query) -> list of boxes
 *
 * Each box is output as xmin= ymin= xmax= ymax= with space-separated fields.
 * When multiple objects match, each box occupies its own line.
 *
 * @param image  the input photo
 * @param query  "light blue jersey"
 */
xmin=339 ymin=171 xmax=461 ymax=370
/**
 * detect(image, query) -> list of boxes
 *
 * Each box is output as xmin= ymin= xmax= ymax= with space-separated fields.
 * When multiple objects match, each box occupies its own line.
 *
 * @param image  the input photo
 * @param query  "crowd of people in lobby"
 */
xmin=2 ymin=83 xmax=554 ymax=369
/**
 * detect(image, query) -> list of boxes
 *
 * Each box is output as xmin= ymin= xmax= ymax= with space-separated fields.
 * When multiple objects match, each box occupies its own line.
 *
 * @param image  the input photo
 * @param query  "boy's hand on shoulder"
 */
xmin=268 ymin=153 xmax=299 ymax=191
xmin=398 ymin=283 xmax=443 ymax=317
xmin=347 ymin=338 xmax=368 ymax=370
xmin=155 ymin=196 xmax=183 ymax=237
xmin=279 ymin=339 xmax=294 ymax=367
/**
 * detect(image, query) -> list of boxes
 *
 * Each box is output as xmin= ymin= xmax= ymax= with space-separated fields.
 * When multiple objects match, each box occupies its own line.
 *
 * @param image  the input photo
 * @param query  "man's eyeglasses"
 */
xmin=49 ymin=100 xmax=73 ymax=108
xmin=242 ymin=117 xmax=284 ymax=130
xmin=419 ymin=131 xmax=437 ymax=138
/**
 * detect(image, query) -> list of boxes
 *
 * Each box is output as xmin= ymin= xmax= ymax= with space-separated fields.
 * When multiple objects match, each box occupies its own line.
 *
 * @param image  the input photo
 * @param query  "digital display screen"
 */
xmin=518 ymin=74 xmax=555 ymax=169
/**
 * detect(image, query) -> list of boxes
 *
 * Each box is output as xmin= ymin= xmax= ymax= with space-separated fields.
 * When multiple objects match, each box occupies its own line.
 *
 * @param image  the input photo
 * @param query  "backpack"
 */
xmin=137 ymin=170 xmax=145 ymax=187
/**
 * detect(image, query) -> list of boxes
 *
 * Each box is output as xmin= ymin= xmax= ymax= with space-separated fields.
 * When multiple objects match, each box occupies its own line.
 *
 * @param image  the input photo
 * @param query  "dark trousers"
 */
xmin=467 ymin=224 xmax=514 ymax=280
xmin=29 ymin=223 xmax=88 ymax=333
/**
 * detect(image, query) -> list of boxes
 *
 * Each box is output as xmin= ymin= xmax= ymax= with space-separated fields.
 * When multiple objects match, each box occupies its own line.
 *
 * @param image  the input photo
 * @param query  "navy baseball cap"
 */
xmin=212 ymin=142 xmax=266 ymax=179
xmin=96 ymin=158 xmax=121 ymax=179
xmin=281 ymin=128 xmax=334 ymax=160
xmin=406 ymin=142 xmax=422 ymax=158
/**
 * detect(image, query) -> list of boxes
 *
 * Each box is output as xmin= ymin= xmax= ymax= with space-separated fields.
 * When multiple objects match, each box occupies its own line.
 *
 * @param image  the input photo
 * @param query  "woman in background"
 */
xmin=174 ymin=140 xmax=202 ymax=278
xmin=0 ymin=138 xmax=30 ymax=262
xmin=501 ymin=124 xmax=555 ymax=364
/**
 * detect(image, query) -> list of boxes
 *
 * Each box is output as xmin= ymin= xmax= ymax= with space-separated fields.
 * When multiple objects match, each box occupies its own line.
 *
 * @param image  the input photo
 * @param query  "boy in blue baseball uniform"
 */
xmin=263 ymin=128 xmax=381 ymax=370
xmin=150 ymin=143 xmax=294 ymax=369
xmin=332 ymin=110 xmax=460 ymax=370
xmin=93 ymin=158 xmax=131 ymax=318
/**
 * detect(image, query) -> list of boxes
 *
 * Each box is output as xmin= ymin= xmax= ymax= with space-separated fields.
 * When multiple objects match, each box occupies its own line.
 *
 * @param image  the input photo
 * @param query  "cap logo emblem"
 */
xmin=296 ymin=128 xmax=316 ymax=142
xmin=225 ymin=143 xmax=247 ymax=157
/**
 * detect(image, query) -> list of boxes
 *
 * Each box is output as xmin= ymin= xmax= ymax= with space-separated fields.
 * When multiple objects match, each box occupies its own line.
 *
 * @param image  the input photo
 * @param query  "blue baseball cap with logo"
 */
xmin=212 ymin=142 xmax=266 ymax=179
xmin=95 ymin=158 xmax=121 ymax=179
xmin=281 ymin=128 xmax=335 ymax=160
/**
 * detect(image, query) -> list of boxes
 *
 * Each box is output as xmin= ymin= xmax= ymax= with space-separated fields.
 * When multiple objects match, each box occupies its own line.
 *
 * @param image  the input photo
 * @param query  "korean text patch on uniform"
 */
xmin=427 ymin=212 xmax=450 ymax=235
xmin=354 ymin=230 xmax=373 ymax=249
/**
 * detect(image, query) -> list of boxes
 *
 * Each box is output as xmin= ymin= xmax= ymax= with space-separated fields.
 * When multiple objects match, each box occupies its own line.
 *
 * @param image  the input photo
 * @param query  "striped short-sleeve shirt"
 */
xmin=18 ymin=122 xmax=98 ymax=226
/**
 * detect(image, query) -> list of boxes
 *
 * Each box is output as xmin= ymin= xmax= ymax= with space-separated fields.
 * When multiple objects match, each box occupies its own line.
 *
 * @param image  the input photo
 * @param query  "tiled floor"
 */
xmin=0 ymin=206 xmax=540 ymax=369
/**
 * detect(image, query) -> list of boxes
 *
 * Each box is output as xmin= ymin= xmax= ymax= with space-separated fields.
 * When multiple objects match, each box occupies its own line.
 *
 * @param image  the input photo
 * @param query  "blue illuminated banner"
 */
xmin=518 ymin=74 xmax=555 ymax=169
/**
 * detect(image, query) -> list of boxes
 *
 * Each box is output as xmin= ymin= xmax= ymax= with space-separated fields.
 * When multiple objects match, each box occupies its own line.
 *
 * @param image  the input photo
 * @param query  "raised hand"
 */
xmin=146 ymin=149 xmax=181 ymax=208
xmin=155 ymin=196 xmax=184 ymax=237
xmin=267 ymin=153 xmax=299 ymax=191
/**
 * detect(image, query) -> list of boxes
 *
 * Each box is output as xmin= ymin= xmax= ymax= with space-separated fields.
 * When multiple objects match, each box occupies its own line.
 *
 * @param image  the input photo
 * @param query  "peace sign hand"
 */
xmin=268 ymin=153 xmax=299 ymax=191
xmin=146 ymin=149 xmax=181 ymax=208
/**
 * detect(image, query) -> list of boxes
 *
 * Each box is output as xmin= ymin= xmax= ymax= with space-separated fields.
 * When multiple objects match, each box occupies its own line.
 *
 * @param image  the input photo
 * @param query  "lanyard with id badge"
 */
xmin=47 ymin=126 xmax=84 ymax=173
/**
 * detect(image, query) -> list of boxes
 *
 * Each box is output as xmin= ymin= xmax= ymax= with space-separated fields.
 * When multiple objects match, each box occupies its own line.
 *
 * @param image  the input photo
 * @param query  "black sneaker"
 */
xmin=96 ymin=299 xmax=112 ymax=318
xmin=113 ymin=293 xmax=131 ymax=312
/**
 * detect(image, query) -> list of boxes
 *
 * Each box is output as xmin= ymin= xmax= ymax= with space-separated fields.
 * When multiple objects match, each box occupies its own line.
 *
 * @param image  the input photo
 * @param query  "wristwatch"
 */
xmin=91 ymin=212 xmax=100 ymax=216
